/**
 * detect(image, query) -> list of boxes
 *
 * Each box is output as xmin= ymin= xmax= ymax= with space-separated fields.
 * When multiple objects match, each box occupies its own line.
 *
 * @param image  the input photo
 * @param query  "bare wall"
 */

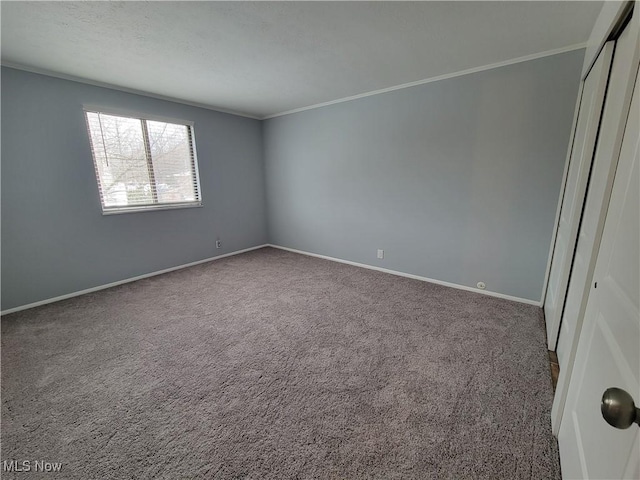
xmin=1 ymin=67 xmax=268 ymax=311
xmin=263 ymin=50 xmax=584 ymax=302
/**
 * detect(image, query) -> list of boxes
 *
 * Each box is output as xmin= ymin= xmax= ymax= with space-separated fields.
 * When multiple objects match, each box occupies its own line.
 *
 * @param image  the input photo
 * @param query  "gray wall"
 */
xmin=1 ymin=67 xmax=267 ymax=310
xmin=2 ymin=50 xmax=584 ymax=310
xmin=264 ymin=50 xmax=584 ymax=302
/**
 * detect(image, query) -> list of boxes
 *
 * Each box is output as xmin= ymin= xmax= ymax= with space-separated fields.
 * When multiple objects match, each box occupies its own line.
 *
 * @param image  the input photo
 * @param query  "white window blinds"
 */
xmin=85 ymin=110 xmax=201 ymax=213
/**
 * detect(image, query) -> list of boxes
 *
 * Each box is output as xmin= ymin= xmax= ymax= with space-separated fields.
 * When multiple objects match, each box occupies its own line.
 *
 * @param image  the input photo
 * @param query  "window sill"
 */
xmin=101 ymin=202 xmax=202 ymax=215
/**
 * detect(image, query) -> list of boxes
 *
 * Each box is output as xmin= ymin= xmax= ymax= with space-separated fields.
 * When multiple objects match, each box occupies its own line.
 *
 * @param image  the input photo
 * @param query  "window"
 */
xmin=85 ymin=109 xmax=201 ymax=214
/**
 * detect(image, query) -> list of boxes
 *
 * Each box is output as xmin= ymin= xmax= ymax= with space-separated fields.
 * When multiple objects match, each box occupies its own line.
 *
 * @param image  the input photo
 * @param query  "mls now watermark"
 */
xmin=3 ymin=460 xmax=63 ymax=473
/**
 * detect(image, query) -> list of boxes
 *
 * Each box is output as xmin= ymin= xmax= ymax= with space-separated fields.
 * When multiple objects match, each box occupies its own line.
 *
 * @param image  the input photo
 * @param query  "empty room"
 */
xmin=2 ymin=1 xmax=639 ymax=479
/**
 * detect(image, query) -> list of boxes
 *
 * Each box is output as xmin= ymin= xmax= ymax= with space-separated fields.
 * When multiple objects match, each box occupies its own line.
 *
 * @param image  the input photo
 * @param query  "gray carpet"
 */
xmin=1 ymin=247 xmax=560 ymax=479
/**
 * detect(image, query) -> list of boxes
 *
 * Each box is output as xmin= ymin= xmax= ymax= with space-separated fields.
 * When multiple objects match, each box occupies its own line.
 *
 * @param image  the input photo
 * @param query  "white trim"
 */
xmin=263 ymin=43 xmax=587 ymax=120
xmin=3 ymin=43 xmax=587 ymax=122
xmin=1 ymin=244 xmax=269 ymax=316
xmin=2 ymin=242 xmax=542 ymax=315
xmin=1 ymin=62 xmax=261 ymax=121
xmin=581 ymin=1 xmax=633 ymax=80
xmin=268 ymin=244 xmax=541 ymax=307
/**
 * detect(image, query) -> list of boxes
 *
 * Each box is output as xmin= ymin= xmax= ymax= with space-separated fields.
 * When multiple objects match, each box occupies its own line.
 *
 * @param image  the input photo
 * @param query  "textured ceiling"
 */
xmin=1 ymin=1 xmax=602 ymax=119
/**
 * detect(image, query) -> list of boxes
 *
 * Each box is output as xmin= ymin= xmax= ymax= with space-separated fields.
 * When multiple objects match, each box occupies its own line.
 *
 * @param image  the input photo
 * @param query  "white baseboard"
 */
xmin=1 ymin=244 xmax=269 ymax=315
xmin=268 ymin=244 xmax=542 ymax=307
xmin=2 ymin=242 xmax=541 ymax=315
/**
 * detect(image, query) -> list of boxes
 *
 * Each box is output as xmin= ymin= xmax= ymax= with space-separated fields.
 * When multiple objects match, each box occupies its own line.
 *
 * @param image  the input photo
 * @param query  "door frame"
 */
xmin=548 ymin=0 xmax=640 ymax=434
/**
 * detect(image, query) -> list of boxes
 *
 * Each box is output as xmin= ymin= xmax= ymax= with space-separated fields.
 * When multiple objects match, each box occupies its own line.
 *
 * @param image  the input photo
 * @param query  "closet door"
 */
xmin=543 ymin=42 xmax=614 ymax=351
xmin=558 ymin=64 xmax=639 ymax=480
xmin=551 ymin=11 xmax=640 ymax=434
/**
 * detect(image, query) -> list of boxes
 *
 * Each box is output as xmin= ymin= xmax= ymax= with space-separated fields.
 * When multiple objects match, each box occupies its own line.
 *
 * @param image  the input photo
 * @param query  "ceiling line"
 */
xmin=2 ymin=41 xmax=586 ymax=121
xmin=263 ymin=42 xmax=588 ymax=120
xmin=0 ymin=61 xmax=262 ymax=121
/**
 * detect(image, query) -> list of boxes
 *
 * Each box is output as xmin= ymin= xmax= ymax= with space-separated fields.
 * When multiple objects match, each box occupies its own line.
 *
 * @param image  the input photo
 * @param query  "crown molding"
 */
xmin=0 ymin=62 xmax=262 ymax=120
xmin=3 ymin=42 xmax=587 ymax=121
xmin=263 ymin=43 xmax=587 ymax=120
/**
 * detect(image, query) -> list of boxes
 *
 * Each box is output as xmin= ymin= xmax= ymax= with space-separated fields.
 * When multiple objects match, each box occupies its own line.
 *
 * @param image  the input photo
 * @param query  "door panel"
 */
xmin=556 ymin=16 xmax=639 ymax=372
xmin=622 ymin=434 xmax=639 ymax=478
xmin=551 ymin=11 xmax=640 ymax=435
xmin=544 ymin=42 xmax=614 ymax=350
xmin=558 ymin=67 xmax=639 ymax=479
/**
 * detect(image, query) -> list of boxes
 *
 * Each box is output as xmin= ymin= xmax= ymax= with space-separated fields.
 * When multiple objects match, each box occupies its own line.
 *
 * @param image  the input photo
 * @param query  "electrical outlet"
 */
xmin=477 ymin=282 xmax=486 ymax=290
xmin=377 ymin=249 xmax=384 ymax=259
xmin=216 ymin=239 xmax=222 ymax=249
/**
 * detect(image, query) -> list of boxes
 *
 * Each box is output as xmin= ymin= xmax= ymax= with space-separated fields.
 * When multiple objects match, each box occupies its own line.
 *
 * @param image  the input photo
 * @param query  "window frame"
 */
xmin=83 ymin=105 xmax=203 ymax=215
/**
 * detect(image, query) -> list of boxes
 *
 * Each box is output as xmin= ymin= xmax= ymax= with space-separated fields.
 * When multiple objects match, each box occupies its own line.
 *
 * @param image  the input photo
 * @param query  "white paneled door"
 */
xmin=551 ymin=11 xmax=640 ymax=435
xmin=558 ymin=67 xmax=639 ymax=479
xmin=544 ymin=42 xmax=614 ymax=352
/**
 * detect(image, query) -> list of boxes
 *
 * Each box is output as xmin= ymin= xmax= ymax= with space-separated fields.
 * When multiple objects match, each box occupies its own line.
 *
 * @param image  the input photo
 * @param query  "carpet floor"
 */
xmin=1 ymin=247 xmax=560 ymax=479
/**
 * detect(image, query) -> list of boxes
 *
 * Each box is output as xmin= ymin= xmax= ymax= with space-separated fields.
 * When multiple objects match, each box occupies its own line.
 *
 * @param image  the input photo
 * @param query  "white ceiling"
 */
xmin=1 ymin=1 xmax=602 ymax=119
